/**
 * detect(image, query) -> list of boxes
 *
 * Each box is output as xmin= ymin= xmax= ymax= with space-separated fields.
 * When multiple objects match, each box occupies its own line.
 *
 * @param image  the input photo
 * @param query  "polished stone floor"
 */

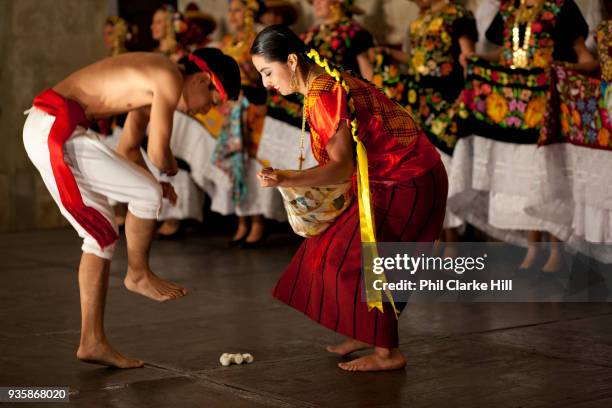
xmin=1 ymin=224 xmax=612 ymax=407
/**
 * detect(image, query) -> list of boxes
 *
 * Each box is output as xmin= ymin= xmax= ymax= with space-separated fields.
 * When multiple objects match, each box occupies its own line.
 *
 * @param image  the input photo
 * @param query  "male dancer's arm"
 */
xmin=118 ymin=70 xmax=180 ymax=176
xmin=118 ymin=107 xmax=153 ymax=173
xmin=146 ymin=70 xmax=182 ymax=177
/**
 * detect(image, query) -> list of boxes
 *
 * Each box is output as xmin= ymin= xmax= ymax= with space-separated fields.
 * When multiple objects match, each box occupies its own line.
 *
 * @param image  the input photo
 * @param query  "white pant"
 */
xmin=23 ymin=107 xmax=162 ymax=259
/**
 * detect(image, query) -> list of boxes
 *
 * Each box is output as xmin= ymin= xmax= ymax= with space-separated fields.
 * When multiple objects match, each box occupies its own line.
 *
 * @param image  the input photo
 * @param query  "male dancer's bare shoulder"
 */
xmin=53 ymin=52 xmax=183 ymax=120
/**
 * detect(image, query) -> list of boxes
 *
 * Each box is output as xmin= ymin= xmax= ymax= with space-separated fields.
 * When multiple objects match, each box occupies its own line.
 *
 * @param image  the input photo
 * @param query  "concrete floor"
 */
xmin=1 ymin=226 xmax=612 ymax=407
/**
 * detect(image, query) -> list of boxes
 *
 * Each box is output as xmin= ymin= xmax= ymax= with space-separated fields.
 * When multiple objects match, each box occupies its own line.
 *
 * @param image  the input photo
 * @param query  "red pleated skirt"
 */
xmin=273 ymin=161 xmax=448 ymax=348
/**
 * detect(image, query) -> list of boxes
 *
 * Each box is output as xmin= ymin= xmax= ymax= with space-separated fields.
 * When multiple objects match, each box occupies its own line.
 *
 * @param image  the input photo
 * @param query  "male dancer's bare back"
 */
xmin=24 ymin=49 xmax=239 ymax=368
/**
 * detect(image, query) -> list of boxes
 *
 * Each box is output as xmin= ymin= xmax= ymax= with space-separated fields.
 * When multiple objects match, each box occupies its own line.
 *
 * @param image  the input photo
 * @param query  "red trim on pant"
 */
xmin=33 ymin=89 xmax=118 ymax=249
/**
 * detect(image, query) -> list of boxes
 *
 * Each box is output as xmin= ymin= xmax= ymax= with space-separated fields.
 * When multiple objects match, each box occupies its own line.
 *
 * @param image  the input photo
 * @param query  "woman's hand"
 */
xmin=459 ymin=51 xmax=474 ymax=74
xmin=160 ymin=182 xmax=177 ymax=206
xmin=458 ymin=36 xmax=476 ymax=76
xmin=257 ymin=167 xmax=285 ymax=187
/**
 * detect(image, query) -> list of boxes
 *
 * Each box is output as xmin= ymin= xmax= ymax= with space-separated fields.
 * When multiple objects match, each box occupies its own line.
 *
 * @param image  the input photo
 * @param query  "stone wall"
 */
xmin=0 ymin=0 xmax=108 ymax=231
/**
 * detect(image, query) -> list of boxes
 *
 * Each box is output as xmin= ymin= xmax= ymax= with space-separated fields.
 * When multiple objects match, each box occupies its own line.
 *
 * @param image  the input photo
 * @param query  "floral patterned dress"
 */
xmin=374 ymin=2 xmax=477 ymax=154
xmin=538 ymin=18 xmax=612 ymax=150
xmin=459 ymin=0 xmax=588 ymax=143
xmin=301 ymin=17 xmax=374 ymax=74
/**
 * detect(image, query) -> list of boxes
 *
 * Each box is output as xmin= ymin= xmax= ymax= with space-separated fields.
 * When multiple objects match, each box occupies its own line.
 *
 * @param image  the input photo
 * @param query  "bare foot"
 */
xmin=326 ymin=339 xmax=370 ymax=356
xmin=519 ymin=246 xmax=539 ymax=270
xmin=158 ymin=219 xmax=180 ymax=236
xmin=77 ymin=340 xmax=144 ymax=369
xmin=541 ymin=252 xmax=562 ymax=273
xmin=338 ymin=347 xmax=406 ymax=372
xmin=124 ymin=268 xmax=188 ymax=302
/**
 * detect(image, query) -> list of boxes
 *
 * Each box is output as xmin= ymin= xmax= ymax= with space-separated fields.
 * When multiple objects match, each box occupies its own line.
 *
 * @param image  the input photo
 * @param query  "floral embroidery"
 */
xmin=460 ymin=57 xmax=549 ymax=131
xmin=486 ymin=93 xmax=509 ymax=124
xmin=597 ymin=20 xmax=612 ymax=82
xmin=499 ymin=0 xmax=564 ymax=69
xmin=406 ymin=4 xmax=470 ymax=77
xmin=372 ymin=2 xmax=475 ymax=152
xmin=540 ymin=64 xmax=612 ymax=150
xmin=301 ymin=17 xmax=366 ymax=69
xmin=458 ymin=1 xmax=566 ymax=139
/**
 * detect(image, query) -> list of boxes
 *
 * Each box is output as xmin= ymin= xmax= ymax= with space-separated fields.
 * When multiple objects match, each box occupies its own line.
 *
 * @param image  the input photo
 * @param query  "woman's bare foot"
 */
xmin=124 ymin=268 xmax=188 ymax=302
xmin=541 ymin=252 xmax=562 ymax=273
xmin=326 ymin=339 xmax=370 ymax=356
xmin=77 ymin=340 xmax=144 ymax=369
xmin=338 ymin=347 xmax=406 ymax=372
xmin=157 ymin=219 xmax=180 ymax=236
xmin=519 ymin=245 xmax=539 ymax=270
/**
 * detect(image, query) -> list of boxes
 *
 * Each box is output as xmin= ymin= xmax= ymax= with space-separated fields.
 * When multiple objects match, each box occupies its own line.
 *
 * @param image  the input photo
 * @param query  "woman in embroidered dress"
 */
xmin=303 ymin=0 xmax=375 ymax=80
xmin=374 ymin=0 xmax=477 ymax=255
xmin=251 ymin=25 xmax=447 ymax=372
xmin=536 ymin=3 xmax=611 ymax=264
xmin=449 ymin=0 xmax=597 ymax=273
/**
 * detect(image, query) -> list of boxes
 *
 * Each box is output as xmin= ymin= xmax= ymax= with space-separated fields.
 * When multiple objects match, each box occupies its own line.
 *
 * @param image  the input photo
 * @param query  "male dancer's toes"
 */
xmin=124 ymin=269 xmax=187 ymax=302
xmin=338 ymin=348 xmax=406 ymax=372
xmin=77 ymin=340 xmax=144 ymax=369
xmin=326 ymin=338 xmax=371 ymax=356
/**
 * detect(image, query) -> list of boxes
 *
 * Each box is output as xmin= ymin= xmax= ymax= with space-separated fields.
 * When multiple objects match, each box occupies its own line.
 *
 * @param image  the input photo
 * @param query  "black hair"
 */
xmin=178 ymin=47 xmax=241 ymax=101
xmin=250 ymin=24 xmax=315 ymax=77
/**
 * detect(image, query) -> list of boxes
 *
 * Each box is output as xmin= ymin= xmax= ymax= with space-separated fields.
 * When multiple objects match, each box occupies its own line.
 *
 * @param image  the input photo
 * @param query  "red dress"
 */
xmin=273 ymin=74 xmax=447 ymax=348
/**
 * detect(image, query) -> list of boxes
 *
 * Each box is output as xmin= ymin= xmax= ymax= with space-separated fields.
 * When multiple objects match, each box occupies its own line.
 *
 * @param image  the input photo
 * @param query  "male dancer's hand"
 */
xmin=163 ymin=157 xmax=179 ymax=177
xmin=160 ymin=182 xmax=178 ymax=206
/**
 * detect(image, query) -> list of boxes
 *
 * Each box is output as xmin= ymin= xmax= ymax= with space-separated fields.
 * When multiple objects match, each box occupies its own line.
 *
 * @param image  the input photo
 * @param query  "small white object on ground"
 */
xmin=219 ymin=353 xmax=254 ymax=366
xmin=219 ymin=353 xmax=231 ymax=366
xmin=230 ymin=354 xmax=244 ymax=365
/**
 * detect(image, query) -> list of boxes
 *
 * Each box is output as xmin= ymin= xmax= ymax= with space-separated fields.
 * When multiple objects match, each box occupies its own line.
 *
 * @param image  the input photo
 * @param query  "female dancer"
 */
xmin=251 ymin=25 xmax=447 ymax=371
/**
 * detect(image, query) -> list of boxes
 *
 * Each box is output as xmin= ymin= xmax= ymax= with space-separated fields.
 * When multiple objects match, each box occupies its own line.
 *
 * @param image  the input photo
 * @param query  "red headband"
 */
xmin=188 ymin=54 xmax=228 ymax=103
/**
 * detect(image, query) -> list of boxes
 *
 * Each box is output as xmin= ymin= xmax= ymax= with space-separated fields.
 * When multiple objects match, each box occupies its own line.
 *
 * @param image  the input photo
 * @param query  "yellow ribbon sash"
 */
xmin=307 ymin=49 xmax=399 ymax=317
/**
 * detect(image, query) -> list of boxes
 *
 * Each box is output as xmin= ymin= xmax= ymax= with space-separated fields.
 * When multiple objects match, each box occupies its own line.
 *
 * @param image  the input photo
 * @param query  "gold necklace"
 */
xmin=511 ymin=0 xmax=542 ymax=69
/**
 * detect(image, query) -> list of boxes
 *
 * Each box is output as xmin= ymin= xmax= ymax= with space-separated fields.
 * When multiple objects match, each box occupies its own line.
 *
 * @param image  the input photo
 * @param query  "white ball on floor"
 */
xmin=219 ymin=353 xmax=231 ymax=366
xmin=231 ymin=353 xmax=244 ymax=365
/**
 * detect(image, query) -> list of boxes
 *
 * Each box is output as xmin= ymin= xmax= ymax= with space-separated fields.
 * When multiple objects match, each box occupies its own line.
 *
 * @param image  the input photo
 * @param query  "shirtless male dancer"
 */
xmin=22 ymin=48 xmax=241 ymax=368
